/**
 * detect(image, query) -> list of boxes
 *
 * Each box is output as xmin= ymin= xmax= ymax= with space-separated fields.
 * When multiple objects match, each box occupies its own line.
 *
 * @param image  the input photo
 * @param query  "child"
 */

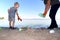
xmin=8 ymin=2 xmax=22 ymax=29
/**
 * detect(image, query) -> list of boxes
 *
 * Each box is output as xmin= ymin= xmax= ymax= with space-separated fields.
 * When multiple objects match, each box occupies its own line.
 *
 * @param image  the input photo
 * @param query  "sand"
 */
xmin=0 ymin=28 xmax=60 ymax=40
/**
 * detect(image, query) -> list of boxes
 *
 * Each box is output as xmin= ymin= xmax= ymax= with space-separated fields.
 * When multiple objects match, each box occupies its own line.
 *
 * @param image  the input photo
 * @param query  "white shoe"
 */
xmin=49 ymin=30 xmax=55 ymax=33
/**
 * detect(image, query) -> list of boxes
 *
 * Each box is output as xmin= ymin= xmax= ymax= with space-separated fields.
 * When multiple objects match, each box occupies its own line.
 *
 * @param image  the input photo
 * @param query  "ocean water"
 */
xmin=0 ymin=19 xmax=60 ymax=28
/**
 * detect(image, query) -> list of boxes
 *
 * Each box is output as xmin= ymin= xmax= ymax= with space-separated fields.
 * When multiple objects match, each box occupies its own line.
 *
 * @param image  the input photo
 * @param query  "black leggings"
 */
xmin=49 ymin=4 xmax=60 ymax=29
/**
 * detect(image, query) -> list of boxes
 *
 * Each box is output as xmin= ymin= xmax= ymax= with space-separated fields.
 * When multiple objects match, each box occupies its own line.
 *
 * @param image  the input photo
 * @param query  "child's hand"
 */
xmin=20 ymin=18 xmax=22 ymax=21
xmin=18 ymin=16 xmax=22 ymax=21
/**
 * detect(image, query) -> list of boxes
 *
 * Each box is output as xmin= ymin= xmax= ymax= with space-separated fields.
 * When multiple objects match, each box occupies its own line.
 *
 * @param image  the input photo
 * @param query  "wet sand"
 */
xmin=0 ymin=28 xmax=60 ymax=40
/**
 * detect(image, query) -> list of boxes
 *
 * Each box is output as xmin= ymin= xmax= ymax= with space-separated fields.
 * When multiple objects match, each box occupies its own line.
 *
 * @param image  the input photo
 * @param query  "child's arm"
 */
xmin=16 ymin=12 xmax=22 ymax=21
xmin=43 ymin=0 xmax=50 ymax=16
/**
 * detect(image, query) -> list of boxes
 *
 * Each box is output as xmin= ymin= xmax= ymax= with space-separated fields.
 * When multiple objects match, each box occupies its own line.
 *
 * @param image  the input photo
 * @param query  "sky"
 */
xmin=0 ymin=0 xmax=60 ymax=27
xmin=0 ymin=0 xmax=60 ymax=19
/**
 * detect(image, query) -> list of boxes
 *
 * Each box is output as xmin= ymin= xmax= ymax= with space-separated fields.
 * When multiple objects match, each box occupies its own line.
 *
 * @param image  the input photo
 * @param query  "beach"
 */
xmin=0 ymin=28 xmax=60 ymax=40
xmin=0 ymin=19 xmax=60 ymax=40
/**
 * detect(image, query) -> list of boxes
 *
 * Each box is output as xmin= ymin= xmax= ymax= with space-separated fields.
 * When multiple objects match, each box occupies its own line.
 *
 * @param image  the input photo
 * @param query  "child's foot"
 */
xmin=9 ymin=27 xmax=16 ymax=29
xmin=11 ymin=27 xmax=16 ymax=29
xmin=9 ymin=26 xmax=11 ymax=28
xmin=39 ymin=13 xmax=45 ymax=18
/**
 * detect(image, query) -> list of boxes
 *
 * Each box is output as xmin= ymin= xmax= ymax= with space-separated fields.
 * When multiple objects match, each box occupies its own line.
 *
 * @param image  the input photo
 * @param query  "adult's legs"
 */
xmin=48 ymin=4 xmax=60 ymax=29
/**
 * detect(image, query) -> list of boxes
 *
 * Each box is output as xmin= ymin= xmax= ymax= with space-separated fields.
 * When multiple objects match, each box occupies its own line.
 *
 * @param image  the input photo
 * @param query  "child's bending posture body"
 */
xmin=8 ymin=2 xmax=22 ymax=29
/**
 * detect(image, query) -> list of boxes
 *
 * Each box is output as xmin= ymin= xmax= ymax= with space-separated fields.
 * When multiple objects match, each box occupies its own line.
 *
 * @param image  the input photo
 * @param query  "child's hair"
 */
xmin=14 ymin=2 xmax=19 ymax=5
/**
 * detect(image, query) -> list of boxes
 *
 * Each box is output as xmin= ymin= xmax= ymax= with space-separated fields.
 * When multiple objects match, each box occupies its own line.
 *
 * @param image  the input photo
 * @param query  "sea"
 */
xmin=0 ymin=19 xmax=60 ymax=28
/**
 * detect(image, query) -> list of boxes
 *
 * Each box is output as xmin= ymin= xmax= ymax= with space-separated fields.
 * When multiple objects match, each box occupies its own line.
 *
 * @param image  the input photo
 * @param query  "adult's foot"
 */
xmin=47 ymin=25 xmax=58 ymax=29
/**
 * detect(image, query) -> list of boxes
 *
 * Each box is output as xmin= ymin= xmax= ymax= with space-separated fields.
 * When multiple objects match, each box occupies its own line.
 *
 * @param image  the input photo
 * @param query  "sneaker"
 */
xmin=47 ymin=27 xmax=53 ymax=29
xmin=11 ymin=27 xmax=16 ymax=29
xmin=38 ymin=13 xmax=45 ymax=18
xmin=49 ymin=30 xmax=55 ymax=33
xmin=9 ymin=27 xmax=16 ymax=29
xmin=9 ymin=27 xmax=12 ymax=29
xmin=48 ymin=25 xmax=58 ymax=29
